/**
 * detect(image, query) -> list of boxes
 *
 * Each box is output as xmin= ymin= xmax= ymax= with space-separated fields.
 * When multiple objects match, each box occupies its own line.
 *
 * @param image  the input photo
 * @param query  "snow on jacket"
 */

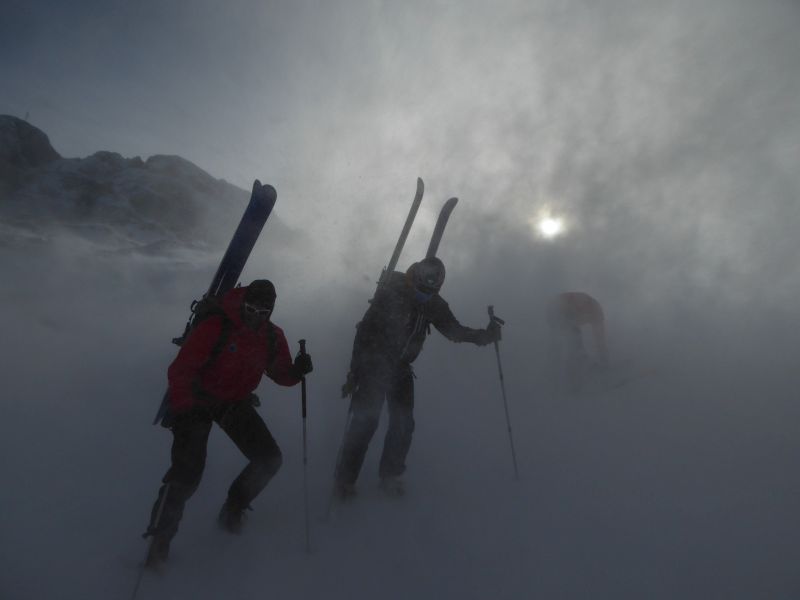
xmin=167 ymin=286 xmax=300 ymax=413
xmin=349 ymin=270 xmax=490 ymax=375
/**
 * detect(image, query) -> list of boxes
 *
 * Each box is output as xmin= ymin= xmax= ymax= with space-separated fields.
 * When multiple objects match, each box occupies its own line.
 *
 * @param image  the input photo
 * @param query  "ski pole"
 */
xmin=488 ymin=306 xmax=519 ymax=480
xmin=130 ymin=482 xmax=172 ymax=600
xmin=298 ymin=339 xmax=311 ymax=553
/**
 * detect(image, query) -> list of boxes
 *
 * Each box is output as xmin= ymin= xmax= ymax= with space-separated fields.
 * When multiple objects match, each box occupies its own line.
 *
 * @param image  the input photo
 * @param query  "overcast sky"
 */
xmin=2 ymin=2 xmax=800 ymax=598
xmin=3 ymin=0 xmax=799 ymax=312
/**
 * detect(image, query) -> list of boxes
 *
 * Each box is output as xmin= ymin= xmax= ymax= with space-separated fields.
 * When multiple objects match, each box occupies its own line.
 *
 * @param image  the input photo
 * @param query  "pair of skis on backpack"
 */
xmin=153 ymin=177 xmax=458 ymax=426
xmin=379 ymin=177 xmax=457 ymax=284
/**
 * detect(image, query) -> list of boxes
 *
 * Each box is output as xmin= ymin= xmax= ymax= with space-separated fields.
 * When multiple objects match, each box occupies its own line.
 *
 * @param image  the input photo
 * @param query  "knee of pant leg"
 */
xmin=167 ymin=442 xmax=208 ymax=487
xmin=396 ymin=414 xmax=415 ymax=437
xmin=253 ymin=448 xmax=283 ymax=476
xmin=350 ymin=410 xmax=381 ymax=436
xmin=159 ymin=478 xmax=201 ymax=504
xmin=164 ymin=462 xmax=205 ymax=490
xmin=269 ymin=450 xmax=283 ymax=474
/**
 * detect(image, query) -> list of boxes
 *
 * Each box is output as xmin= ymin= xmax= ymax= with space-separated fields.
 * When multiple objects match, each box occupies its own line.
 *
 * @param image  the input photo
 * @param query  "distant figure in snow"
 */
xmin=546 ymin=291 xmax=608 ymax=392
xmin=141 ymin=280 xmax=313 ymax=570
xmin=335 ymin=257 xmax=502 ymax=499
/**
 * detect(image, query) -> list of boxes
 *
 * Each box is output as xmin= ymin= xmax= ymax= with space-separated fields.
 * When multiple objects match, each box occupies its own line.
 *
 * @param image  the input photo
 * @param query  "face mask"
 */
xmin=414 ymin=289 xmax=433 ymax=304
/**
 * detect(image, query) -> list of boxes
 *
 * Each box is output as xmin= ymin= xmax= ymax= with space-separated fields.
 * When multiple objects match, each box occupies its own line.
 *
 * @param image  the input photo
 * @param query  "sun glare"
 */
xmin=538 ymin=217 xmax=564 ymax=239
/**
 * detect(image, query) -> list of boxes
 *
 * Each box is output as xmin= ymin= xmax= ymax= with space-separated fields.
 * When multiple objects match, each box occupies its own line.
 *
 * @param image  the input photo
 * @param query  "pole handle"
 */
xmin=488 ymin=305 xmax=506 ymax=326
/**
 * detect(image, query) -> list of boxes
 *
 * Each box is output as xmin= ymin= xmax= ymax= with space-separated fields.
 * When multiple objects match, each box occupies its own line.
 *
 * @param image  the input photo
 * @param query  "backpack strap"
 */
xmin=191 ymin=314 xmax=234 ymax=404
xmin=207 ymin=316 xmax=234 ymax=365
xmin=264 ymin=322 xmax=280 ymax=373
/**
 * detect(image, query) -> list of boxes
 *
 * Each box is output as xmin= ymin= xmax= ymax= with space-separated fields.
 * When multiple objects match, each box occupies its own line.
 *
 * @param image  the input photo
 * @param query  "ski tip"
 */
xmin=251 ymin=180 xmax=277 ymax=204
xmin=416 ymin=177 xmax=424 ymax=193
xmin=262 ymin=184 xmax=277 ymax=201
xmin=437 ymin=197 xmax=458 ymax=213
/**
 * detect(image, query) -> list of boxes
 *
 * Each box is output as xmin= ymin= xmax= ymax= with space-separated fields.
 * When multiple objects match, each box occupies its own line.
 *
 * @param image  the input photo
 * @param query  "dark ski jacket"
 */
xmin=349 ymin=271 xmax=491 ymax=376
xmin=167 ymin=287 xmax=300 ymax=413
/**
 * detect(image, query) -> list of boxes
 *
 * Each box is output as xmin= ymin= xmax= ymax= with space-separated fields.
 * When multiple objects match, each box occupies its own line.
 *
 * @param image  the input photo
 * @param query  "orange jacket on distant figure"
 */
xmin=548 ymin=292 xmax=608 ymax=364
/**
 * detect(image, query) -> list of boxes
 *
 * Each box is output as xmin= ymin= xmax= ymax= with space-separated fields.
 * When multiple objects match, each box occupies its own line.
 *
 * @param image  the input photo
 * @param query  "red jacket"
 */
xmin=167 ymin=287 xmax=300 ymax=413
xmin=548 ymin=291 xmax=608 ymax=363
xmin=552 ymin=292 xmax=605 ymax=326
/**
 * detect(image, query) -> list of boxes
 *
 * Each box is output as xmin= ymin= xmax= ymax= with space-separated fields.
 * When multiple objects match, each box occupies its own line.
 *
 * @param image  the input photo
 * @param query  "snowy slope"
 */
xmin=1 ymin=222 xmax=798 ymax=600
xmin=2 ymin=251 xmax=797 ymax=600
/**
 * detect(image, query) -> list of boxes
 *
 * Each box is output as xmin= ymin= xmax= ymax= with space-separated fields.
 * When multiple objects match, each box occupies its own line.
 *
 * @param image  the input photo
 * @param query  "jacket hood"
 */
xmin=220 ymin=286 xmax=248 ymax=326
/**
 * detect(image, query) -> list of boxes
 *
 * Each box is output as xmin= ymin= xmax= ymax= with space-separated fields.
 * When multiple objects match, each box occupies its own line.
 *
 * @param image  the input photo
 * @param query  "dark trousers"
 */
xmin=547 ymin=322 xmax=589 ymax=392
xmin=147 ymin=402 xmax=282 ymax=541
xmin=335 ymin=363 xmax=415 ymax=485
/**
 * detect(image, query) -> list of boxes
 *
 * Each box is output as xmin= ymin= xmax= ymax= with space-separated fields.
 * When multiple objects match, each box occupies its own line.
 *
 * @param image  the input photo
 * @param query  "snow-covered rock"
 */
xmin=0 ymin=115 xmax=61 ymax=196
xmin=0 ymin=114 xmax=292 ymax=256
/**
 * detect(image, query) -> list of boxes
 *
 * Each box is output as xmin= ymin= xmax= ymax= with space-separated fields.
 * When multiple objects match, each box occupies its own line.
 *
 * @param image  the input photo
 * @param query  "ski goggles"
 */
xmin=243 ymin=302 xmax=272 ymax=318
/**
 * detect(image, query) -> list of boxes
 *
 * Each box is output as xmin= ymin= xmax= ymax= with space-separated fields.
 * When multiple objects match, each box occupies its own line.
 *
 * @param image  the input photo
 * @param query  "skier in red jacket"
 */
xmin=546 ymin=291 xmax=608 ymax=391
xmin=143 ymin=280 xmax=312 ymax=568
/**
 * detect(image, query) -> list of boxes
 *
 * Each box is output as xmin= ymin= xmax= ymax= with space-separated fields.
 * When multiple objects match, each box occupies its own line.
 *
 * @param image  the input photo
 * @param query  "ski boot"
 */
xmin=333 ymin=481 xmax=357 ymax=502
xmin=218 ymin=500 xmax=250 ymax=534
xmin=143 ymin=533 xmax=171 ymax=571
xmin=378 ymin=476 xmax=405 ymax=498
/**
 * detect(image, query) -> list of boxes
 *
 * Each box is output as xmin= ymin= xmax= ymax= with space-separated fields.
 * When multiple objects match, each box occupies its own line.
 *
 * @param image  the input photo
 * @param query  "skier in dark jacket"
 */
xmin=143 ymin=280 xmax=313 ymax=568
xmin=335 ymin=257 xmax=501 ymax=498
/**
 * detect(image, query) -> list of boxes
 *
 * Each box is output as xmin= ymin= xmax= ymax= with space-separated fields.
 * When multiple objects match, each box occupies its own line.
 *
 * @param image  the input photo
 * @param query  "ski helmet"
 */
xmin=244 ymin=279 xmax=276 ymax=311
xmin=408 ymin=257 xmax=446 ymax=294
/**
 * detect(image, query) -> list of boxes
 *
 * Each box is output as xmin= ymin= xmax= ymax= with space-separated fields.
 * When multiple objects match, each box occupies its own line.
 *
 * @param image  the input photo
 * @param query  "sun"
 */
xmin=527 ymin=203 xmax=568 ymax=240
xmin=537 ymin=216 xmax=564 ymax=239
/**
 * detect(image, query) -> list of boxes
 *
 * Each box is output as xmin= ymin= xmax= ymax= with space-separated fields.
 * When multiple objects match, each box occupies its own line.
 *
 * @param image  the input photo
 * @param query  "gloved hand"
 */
xmin=293 ymin=351 xmax=313 ymax=377
xmin=475 ymin=318 xmax=503 ymax=346
xmin=341 ymin=371 xmax=358 ymax=398
xmin=487 ymin=318 xmax=502 ymax=343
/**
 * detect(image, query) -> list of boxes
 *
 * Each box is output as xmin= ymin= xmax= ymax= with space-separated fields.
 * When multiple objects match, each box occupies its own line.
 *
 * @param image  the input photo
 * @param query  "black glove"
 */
xmin=293 ymin=351 xmax=313 ymax=377
xmin=474 ymin=319 xmax=502 ymax=346
xmin=341 ymin=371 xmax=358 ymax=398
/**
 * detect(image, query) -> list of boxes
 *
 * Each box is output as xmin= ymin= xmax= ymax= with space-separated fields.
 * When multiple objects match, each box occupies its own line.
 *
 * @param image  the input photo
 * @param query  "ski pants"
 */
xmin=547 ymin=320 xmax=589 ymax=392
xmin=146 ymin=401 xmax=282 ymax=541
xmin=335 ymin=362 xmax=415 ymax=485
